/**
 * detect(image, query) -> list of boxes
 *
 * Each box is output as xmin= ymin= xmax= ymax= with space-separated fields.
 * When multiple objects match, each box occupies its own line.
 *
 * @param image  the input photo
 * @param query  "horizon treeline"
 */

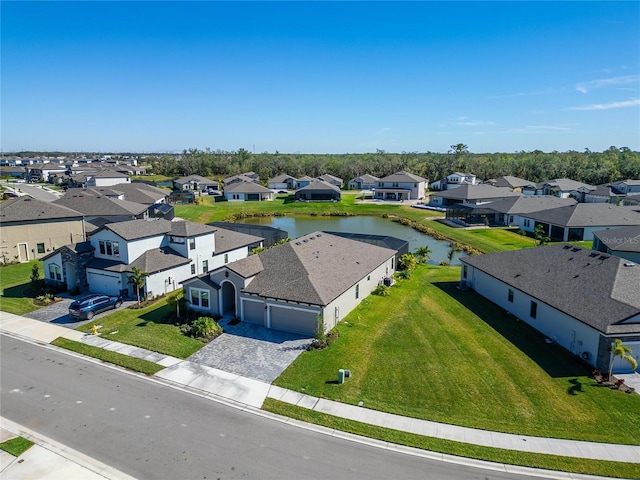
xmin=151 ymin=146 xmax=640 ymax=186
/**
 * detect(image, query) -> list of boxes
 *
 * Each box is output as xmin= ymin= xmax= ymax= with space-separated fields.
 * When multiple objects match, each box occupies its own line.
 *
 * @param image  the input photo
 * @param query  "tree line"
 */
xmin=147 ymin=145 xmax=640 ymax=187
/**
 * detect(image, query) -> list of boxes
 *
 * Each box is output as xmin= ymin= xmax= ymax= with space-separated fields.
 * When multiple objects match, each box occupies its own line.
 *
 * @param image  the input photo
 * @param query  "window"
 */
xmin=224 ymin=254 xmax=229 ymax=264
xmin=523 ymin=219 xmax=531 ymax=228
xmin=49 ymin=264 xmax=62 ymax=281
xmin=508 ymin=289 xmax=514 ymax=303
xmin=530 ymin=301 xmax=537 ymax=319
xmin=37 ymin=243 xmax=45 ymax=254
xmin=463 ymin=265 xmax=468 ymax=279
xmin=98 ymin=240 xmax=120 ymax=257
xmin=190 ymin=264 xmax=196 ymax=275
xmin=355 ymin=284 xmax=360 ymax=299
xmin=367 ymin=275 xmax=371 ymax=281
xmin=190 ymin=288 xmax=209 ymax=308
xmin=509 ymin=215 xmax=514 ymax=223
xmin=170 ymin=236 xmax=185 ymax=244
xmin=392 ymin=182 xmax=399 ymax=188
xmin=202 ymin=260 xmax=208 ymax=273
xmin=189 ymin=238 xmax=196 ymax=250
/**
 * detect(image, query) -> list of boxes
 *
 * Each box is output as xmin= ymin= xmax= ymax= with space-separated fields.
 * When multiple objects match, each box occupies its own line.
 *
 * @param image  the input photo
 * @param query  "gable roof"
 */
xmin=349 ymin=174 xmax=380 ymax=183
xmin=213 ymin=227 xmax=263 ymax=253
xmin=53 ymin=191 xmax=148 ymax=216
xmin=224 ymin=182 xmax=273 ymax=194
xmin=483 ymin=195 xmax=577 ymax=215
xmin=268 ymin=174 xmax=296 ymax=183
xmin=431 ymin=184 xmax=521 ymax=201
xmin=492 ymin=176 xmax=536 ymax=189
xmin=76 ymin=183 xmax=167 ymax=204
xmin=379 ymin=171 xmax=427 ymax=183
xmin=296 ymin=180 xmax=341 ymax=192
xmin=174 ymin=175 xmax=207 ymax=185
xmin=0 ymin=197 xmax=83 ymax=224
xmin=317 ymin=174 xmax=343 ymax=183
xmin=523 ymin=203 xmax=640 ymax=227
xmin=462 ymin=244 xmax=640 ymax=334
xmin=227 ymin=232 xmax=396 ymax=306
xmin=129 ymin=247 xmax=191 ymax=274
xmin=542 ymin=178 xmax=595 ymax=191
xmin=593 ymin=226 xmax=640 ymax=253
xmin=101 ymin=219 xmax=215 ymax=241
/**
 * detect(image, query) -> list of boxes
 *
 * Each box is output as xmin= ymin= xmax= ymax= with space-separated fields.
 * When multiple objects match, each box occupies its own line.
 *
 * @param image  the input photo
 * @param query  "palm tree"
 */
xmin=415 ymin=246 xmax=432 ymax=264
xmin=608 ymin=339 xmax=638 ymax=380
xmin=128 ymin=266 xmax=149 ymax=306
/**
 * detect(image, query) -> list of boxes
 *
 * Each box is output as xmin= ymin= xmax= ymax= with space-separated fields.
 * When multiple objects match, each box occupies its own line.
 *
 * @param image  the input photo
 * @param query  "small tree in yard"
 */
xmin=128 ymin=266 xmax=149 ymax=305
xmin=415 ymin=246 xmax=431 ymax=264
xmin=534 ymin=224 xmax=550 ymax=246
xmin=608 ymin=339 xmax=638 ymax=380
xmin=398 ymin=253 xmax=417 ymax=271
xmin=30 ymin=264 xmax=43 ymax=296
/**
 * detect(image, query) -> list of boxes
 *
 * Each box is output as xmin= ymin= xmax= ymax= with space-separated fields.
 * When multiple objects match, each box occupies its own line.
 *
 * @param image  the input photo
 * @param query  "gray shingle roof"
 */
xmin=0 ymin=197 xmax=83 ymax=223
xmin=82 ymin=183 xmax=167 ymax=204
xmin=129 ymin=247 xmax=191 ymax=274
xmin=228 ymin=232 xmax=396 ymax=306
xmin=101 ymin=219 xmax=216 ymax=241
xmin=542 ymin=178 xmax=595 ymax=191
xmin=379 ymin=171 xmax=427 ymax=183
xmin=462 ymin=244 xmax=640 ymax=334
xmin=593 ymin=226 xmax=640 ymax=253
xmin=492 ymin=176 xmax=536 ymax=189
xmin=524 ymin=203 xmax=640 ymax=227
xmin=318 ymin=174 xmax=343 ymax=183
xmin=431 ymin=184 xmax=521 ymax=201
xmin=213 ymin=227 xmax=263 ymax=253
xmin=169 ymin=220 xmax=216 ymax=237
xmin=296 ymin=180 xmax=340 ymax=192
xmin=53 ymin=191 xmax=148 ymax=216
xmin=349 ymin=174 xmax=380 ymax=183
xmin=224 ymin=182 xmax=273 ymax=194
xmin=484 ymin=196 xmax=577 ymax=215
xmin=268 ymin=174 xmax=296 ymax=183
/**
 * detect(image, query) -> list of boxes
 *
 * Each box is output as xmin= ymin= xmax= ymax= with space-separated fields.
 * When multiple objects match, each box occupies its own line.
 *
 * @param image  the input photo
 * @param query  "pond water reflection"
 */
xmin=241 ymin=215 xmax=465 ymax=265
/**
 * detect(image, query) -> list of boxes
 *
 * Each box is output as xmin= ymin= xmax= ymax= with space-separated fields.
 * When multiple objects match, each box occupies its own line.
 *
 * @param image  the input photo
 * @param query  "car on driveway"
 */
xmin=68 ymin=294 xmax=123 ymax=320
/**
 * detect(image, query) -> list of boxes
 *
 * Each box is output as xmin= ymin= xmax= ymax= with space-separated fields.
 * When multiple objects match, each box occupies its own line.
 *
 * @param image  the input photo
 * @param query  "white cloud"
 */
xmin=443 ymin=117 xmax=495 ymax=127
xmin=569 ymin=99 xmax=640 ymax=111
xmin=575 ymin=75 xmax=639 ymax=93
xmin=376 ymin=127 xmax=391 ymax=135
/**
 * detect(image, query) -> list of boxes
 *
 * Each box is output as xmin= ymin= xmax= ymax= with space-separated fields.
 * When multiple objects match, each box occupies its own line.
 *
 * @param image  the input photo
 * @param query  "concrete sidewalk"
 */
xmin=2 ymin=310 xmax=639 ymax=465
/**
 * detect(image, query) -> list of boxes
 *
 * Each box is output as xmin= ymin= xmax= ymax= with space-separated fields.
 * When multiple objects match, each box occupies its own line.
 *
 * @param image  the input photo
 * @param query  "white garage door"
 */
xmin=242 ymin=299 xmax=264 ymax=325
xmin=612 ymin=341 xmax=640 ymax=373
xmin=87 ymin=270 xmax=121 ymax=295
xmin=270 ymin=306 xmax=318 ymax=336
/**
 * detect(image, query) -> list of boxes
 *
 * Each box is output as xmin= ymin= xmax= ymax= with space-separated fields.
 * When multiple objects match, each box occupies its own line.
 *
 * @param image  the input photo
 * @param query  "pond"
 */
xmin=240 ymin=215 xmax=466 ymax=265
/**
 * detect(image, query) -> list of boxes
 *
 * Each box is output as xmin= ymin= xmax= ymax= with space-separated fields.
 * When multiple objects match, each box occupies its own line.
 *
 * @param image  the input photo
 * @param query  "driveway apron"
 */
xmin=187 ymin=318 xmax=312 ymax=383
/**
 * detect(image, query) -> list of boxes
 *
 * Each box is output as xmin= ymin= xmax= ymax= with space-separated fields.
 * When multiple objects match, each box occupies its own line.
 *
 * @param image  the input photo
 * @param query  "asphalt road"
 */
xmin=1 ymin=181 xmax=60 ymax=202
xmin=1 ymin=335 xmax=548 ymax=480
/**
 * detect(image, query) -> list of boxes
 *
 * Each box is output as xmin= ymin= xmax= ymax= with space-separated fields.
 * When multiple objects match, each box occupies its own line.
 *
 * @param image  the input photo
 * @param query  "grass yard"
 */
xmin=273 ymin=265 xmax=640 ymax=445
xmin=51 ymin=337 xmax=164 ymax=375
xmin=0 ymin=436 xmax=34 ymax=457
xmin=0 ymin=261 xmax=43 ymax=315
xmin=76 ymin=294 xmax=204 ymax=359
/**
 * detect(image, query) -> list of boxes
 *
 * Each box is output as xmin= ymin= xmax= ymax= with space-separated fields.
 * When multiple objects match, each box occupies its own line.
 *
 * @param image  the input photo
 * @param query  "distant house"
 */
xmin=487 ymin=176 xmax=536 ymax=193
xmin=86 ymin=170 xmax=131 ymax=187
xmin=430 ymin=172 xmax=478 ymax=191
xmin=374 ymin=171 xmax=428 ymax=201
xmin=78 ymin=182 xmax=169 ymax=206
xmin=0 ymin=166 xmax=27 ymax=179
xmin=224 ymin=182 xmax=274 ymax=202
xmin=348 ymin=174 xmax=379 ymax=190
xmin=53 ymin=190 xmax=151 ymax=228
xmin=208 ymin=222 xmax=289 ymax=248
xmin=267 ymin=174 xmax=297 ymax=191
xmin=42 ymin=218 xmax=262 ymax=296
xmin=181 ymin=231 xmax=397 ymax=336
xmin=592 ymin=225 xmax=640 ymax=264
xmin=0 ymin=197 xmax=85 ymax=263
xmin=295 ymin=175 xmax=315 ymax=189
xmin=294 ymin=180 xmax=341 ymax=202
xmin=540 ymin=178 xmax=594 ymax=198
xmin=608 ymin=179 xmax=640 ymax=197
xmin=461 ymin=244 xmax=640 ymax=373
xmin=25 ymin=163 xmax=67 ymax=183
xmin=317 ymin=174 xmax=343 ymax=188
xmin=173 ymin=175 xmax=220 ymax=192
xmin=223 ymin=172 xmax=260 ymax=186
xmin=579 ymin=185 xmax=623 ymax=204
xmin=519 ymin=203 xmax=640 ymax=242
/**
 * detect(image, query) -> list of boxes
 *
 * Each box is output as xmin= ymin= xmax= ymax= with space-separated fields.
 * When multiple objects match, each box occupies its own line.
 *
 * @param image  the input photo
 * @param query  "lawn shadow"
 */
xmin=433 ymin=281 xmax=590 ymax=379
xmin=567 ymin=378 xmax=584 ymax=396
xmin=1 ymin=283 xmax=31 ymax=298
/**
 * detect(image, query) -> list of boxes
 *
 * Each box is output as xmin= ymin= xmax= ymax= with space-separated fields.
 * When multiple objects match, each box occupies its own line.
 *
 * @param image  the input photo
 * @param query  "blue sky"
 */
xmin=2 ymin=1 xmax=639 ymax=153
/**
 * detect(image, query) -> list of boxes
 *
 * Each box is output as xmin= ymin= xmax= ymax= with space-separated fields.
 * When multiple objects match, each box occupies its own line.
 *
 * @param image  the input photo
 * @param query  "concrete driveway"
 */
xmin=24 ymin=295 xmax=136 ymax=330
xmin=187 ymin=317 xmax=312 ymax=383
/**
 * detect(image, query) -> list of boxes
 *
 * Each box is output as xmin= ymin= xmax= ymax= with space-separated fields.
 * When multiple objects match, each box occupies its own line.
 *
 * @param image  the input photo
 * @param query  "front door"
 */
xmin=18 ymin=243 xmax=28 ymax=262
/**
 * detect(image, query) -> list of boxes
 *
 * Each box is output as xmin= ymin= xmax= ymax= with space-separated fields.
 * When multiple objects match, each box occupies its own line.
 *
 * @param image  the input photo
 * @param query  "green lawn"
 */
xmin=0 ymin=437 xmax=34 ymax=457
xmin=76 ymin=294 xmax=204 ymax=359
xmin=51 ymin=337 xmax=164 ymax=375
xmin=273 ymin=265 xmax=640 ymax=445
xmin=0 ymin=261 xmax=42 ymax=314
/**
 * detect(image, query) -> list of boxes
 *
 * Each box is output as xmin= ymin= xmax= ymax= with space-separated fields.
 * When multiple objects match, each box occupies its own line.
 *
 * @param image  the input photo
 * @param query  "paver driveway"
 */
xmin=187 ymin=317 xmax=312 ymax=383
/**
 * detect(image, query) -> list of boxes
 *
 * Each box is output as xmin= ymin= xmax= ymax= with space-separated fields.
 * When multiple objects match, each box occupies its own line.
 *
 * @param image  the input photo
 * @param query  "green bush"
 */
xmin=373 ymin=284 xmax=390 ymax=296
xmin=191 ymin=317 xmax=222 ymax=340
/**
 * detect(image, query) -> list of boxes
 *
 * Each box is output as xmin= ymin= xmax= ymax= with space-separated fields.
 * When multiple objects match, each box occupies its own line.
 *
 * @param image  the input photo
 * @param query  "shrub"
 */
xmin=373 ymin=284 xmax=390 ymax=296
xmin=396 ymin=270 xmax=411 ymax=280
xmin=190 ymin=316 xmax=223 ymax=340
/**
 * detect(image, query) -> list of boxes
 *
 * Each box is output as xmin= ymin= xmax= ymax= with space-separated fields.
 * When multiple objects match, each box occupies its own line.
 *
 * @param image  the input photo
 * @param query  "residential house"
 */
xmin=295 ymin=176 xmax=315 ymax=189
xmin=86 ymin=170 xmax=131 ymax=187
xmin=79 ymin=182 xmax=169 ymax=206
xmin=448 ymin=195 xmax=576 ymax=227
xmin=173 ymin=175 xmax=220 ymax=192
xmin=519 ymin=203 xmax=640 ymax=242
xmin=42 ymin=218 xmax=262 ymax=296
xmin=540 ymin=178 xmax=594 ymax=199
xmin=348 ymin=174 xmax=379 ymax=190
xmin=374 ymin=171 xmax=428 ymax=201
xmin=223 ymin=172 xmax=260 ymax=186
xmin=25 ymin=163 xmax=67 ymax=183
xmin=294 ymin=180 xmax=341 ymax=202
xmin=0 ymin=166 xmax=27 ymax=179
xmin=208 ymin=222 xmax=289 ymax=248
xmin=460 ymin=244 xmax=640 ymax=373
xmin=429 ymin=172 xmax=478 ymax=191
xmin=181 ymin=231 xmax=397 ymax=336
xmin=486 ymin=176 xmax=536 ymax=193
xmin=579 ymin=184 xmax=624 ymax=204
xmin=608 ymin=179 xmax=640 ymax=196
xmin=224 ymin=182 xmax=274 ymax=202
xmin=592 ymin=226 xmax=640 ymax=264
xmin=431 ymin=184 xmax=520 ymax=208
xmin=0 ymin=197 xmax=85 ymax=263
xmin=317 ymin=174 xmax=343 ymax=188
xmin=41 ymin=241 xmax=95 ymax=291
xmin=267 ymin=174 xmax=297 ymax=191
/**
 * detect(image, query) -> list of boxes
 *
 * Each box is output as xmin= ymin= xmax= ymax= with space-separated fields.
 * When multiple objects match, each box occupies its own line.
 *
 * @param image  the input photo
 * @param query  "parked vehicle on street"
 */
xmin=68 ymin=294 xmax=123 ymax=320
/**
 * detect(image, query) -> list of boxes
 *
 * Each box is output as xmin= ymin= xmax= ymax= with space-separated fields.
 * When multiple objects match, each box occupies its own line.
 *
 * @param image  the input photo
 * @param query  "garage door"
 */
xmin=87 ymin=271 xmax=121 ymax=295
xmin=242 ymin=299 xmax=264 ymax=325
xmin=612 ymin=341 xmax=640 ymax=373
xmin=270 ymin=306 xmax=318 ymax=336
